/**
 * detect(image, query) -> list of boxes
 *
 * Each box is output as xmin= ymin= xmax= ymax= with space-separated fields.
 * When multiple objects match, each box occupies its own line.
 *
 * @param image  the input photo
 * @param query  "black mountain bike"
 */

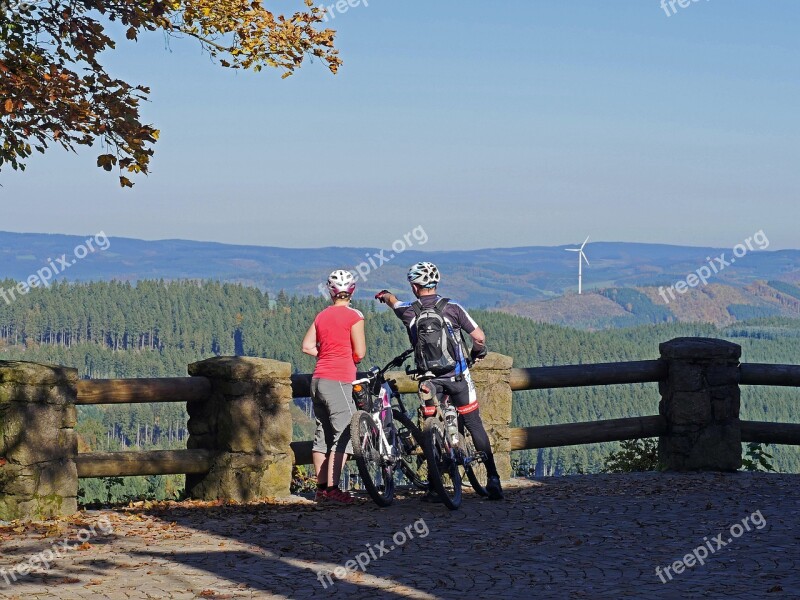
xmin=349 ymin=350 xmax=428 ymax=507
xmin=411 ymin=367 xmax=489 ymax=510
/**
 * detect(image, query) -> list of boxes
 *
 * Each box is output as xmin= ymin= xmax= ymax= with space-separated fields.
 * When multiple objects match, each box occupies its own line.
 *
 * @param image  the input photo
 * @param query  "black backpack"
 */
xmin=412 ymin=298 xmax=466 ymax=375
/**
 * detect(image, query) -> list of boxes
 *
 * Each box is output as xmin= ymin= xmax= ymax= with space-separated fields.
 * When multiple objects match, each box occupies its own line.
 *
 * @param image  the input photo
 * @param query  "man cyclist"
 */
xmin=375 ymin=261 xmax=504 ymax=501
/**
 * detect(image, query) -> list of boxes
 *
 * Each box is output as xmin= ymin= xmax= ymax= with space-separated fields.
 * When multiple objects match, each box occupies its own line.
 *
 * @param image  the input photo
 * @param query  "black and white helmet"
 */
xmin=327 ymin=269 xmax=356 ymax=298
xmin=407 ymin=262 xmax=440 ymax=288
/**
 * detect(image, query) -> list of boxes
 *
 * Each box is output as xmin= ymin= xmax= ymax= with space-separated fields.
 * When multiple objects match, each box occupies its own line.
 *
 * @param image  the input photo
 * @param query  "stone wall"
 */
xmin=471 ymin=353 xmax=514 ymax=481
xmin=0 ymin=361 xmax=78 ymax=521
xmin=185 ymin=357 xmax=294 ymax=501
xmin=659 ymin=338 xmax=742 ymax=471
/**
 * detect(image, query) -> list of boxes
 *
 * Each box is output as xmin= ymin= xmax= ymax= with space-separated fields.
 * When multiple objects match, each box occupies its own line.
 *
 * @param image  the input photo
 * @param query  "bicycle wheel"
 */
xmin=461 ymin=428 xmax=488 ymax=496
xmin=423 ymin=418 xmax=462 ymax=510
xmin=392 ymin=409 xmax=428 ymax=490
xmin=350 ymin=410 xmax=396 ymax=507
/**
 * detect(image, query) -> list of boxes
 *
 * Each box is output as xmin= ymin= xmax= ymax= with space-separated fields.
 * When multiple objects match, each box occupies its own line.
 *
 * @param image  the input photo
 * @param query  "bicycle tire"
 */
xmin=350 ymin=410 xmax=395 ymax=507
xmin=423 ymin=418 xmax=462 ymax=510
xmin=461 ymin=428 xmax=488 ymax=496
xmin=392 ymin=409 xmax=428 ymax=490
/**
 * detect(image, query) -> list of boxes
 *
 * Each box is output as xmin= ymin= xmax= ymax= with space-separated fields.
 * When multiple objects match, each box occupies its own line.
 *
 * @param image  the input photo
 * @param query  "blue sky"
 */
xmin=1 ymin=0 xmax=798 ymax=250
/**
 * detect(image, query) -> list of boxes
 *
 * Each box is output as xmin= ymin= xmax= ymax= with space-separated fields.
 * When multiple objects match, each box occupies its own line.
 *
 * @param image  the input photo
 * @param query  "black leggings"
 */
xmin=421 ymin=378 xmax=499 ymax=479
xmin=459 ymin=409 xmax=499 ymax=479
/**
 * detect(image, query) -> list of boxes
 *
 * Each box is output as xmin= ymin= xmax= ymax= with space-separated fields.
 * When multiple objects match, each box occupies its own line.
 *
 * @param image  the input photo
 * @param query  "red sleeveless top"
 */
xmin=312 ymin=305 xmax=364 ymax=382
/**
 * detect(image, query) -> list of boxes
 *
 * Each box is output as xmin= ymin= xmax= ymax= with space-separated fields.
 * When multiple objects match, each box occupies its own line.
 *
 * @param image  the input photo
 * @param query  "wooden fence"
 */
xmin=2 ymin=337 xmax=799 ymax=520
xmin=73 ymin=353 xmax=800 ymax=476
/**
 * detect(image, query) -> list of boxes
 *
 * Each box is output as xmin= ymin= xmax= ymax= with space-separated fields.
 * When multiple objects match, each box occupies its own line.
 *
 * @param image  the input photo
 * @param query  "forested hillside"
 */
xmin=497 ymin=281 xmax=800 ymax=329
xmin=1 ymin=279 xmax=798 ymax=502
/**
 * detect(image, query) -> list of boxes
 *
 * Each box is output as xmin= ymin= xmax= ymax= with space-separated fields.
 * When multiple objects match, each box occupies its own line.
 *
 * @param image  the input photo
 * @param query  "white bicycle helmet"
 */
xmin=326 ymin=269 xmax=356 ymax=298
xmin=407 ymin=262 xmax=440 ymax=288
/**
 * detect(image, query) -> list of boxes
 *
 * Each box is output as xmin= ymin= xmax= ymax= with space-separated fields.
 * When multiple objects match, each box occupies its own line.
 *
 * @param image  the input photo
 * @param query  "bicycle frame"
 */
xmin=350 ymin=349 xmax=428 ymax=506
xmin=354 ymin=383 xmax=395 ymax=462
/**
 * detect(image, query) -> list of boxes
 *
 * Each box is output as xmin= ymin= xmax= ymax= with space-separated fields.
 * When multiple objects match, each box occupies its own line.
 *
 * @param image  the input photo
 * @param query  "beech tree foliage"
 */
xmin=0 ymin=0 xmax=340 ymax=186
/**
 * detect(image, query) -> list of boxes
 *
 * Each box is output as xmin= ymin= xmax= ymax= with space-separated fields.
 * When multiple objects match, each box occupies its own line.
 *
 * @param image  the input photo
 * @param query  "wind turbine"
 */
xmin=566 ymin=236 xmax=590 ymax=294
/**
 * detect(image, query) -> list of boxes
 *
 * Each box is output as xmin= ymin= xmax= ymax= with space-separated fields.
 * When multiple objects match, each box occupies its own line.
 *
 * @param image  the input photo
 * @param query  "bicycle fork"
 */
xmin=370 ymin=412 xmax=398 ymax=464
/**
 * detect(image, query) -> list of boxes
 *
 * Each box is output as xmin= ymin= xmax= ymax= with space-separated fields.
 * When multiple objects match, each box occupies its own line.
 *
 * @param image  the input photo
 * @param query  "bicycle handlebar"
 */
xmin=362 ymin=349 xmax=414 ymax=382
xmin=404 ymin=357 xmax=476 ymax=380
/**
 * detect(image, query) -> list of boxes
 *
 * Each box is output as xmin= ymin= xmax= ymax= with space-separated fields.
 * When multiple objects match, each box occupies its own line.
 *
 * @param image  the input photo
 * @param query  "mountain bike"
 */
xmin=411 ymin=366 xmax=489 ymax=510
xmin=349 ymin=349 xmax=428 ymax=507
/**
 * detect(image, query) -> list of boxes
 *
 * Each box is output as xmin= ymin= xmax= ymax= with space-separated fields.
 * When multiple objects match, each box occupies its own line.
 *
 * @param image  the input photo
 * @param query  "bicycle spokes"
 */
xmin=423 ymin=419 xmax=462 ymax=510
xmin=351 ymin=410 xmax=396 ymax=507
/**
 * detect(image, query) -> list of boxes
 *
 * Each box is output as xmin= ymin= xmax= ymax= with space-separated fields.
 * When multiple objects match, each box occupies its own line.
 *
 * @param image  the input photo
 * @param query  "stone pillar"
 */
xmin=658 ymin=338 xmax=742 ymax=471
xmin=470 ymin=353 xmax=514 ymax=482
xmin=185 ymin=357 xmax=293 ymax=501
xmin=0 ymin=361 xmax=78 ymax=521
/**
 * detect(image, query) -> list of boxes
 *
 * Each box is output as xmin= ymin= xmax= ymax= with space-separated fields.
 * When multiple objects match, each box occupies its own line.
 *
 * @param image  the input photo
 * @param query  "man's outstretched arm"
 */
xmin=375 ymin=290 xmax=402 ymax=309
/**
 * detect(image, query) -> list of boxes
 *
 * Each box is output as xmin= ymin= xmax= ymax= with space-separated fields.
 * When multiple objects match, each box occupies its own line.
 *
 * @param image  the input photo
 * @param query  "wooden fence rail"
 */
xmin=508 ymin=360 xmax=666 ymax=391
xmin=741 ymin=421 xmax=800 ymax=446
xmin=509 ymin=416 xmax=667 ymax=451
xmin=77 ymin=376 xmax=211 ymax=405
xmin=76 ymin=449 xmax=213 ymax=478
xmin=740 ymin=364 xmax=800 ymax=387
xmin=75 ymin=362 xmax=800 ymax=406
xmin=290 ymin=360 xmax=667 ymax=398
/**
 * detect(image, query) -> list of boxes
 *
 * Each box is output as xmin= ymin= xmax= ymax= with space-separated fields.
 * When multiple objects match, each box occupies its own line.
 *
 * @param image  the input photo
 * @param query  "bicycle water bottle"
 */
xmin=398 ymin=426 xmax=414 ymax=452
xmin=444 ymin=405 xmax=459 ymax=446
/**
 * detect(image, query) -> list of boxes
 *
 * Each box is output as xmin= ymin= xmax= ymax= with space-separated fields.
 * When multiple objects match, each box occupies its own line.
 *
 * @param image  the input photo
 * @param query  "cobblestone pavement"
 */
xmin=1 ymin=473 xmax=799 ymax=599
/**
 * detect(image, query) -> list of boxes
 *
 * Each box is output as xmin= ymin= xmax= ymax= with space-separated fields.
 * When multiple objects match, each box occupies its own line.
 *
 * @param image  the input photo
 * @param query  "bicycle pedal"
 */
xmin=468 ymin=452 xmax=486 ymax=464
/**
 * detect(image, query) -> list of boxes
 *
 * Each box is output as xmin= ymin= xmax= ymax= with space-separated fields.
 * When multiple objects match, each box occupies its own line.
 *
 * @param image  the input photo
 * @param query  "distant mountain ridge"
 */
xmin=1 ymin=230 xmax=799 ymax=309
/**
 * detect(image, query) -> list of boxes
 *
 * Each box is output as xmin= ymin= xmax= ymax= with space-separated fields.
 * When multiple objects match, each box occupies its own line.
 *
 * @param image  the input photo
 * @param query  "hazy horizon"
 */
xmin=1 ymin=228 xmax=798 ymax=252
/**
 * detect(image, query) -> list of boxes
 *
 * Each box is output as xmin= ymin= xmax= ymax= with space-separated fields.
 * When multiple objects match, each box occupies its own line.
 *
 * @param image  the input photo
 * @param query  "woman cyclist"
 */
xmin=302 ymin=270 xmax=366 ymax=504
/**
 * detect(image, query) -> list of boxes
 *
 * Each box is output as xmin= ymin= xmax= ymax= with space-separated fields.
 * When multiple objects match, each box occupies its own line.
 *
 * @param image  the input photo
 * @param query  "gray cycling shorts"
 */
xmin=311 ymin=378 xmax=355 ymax=455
